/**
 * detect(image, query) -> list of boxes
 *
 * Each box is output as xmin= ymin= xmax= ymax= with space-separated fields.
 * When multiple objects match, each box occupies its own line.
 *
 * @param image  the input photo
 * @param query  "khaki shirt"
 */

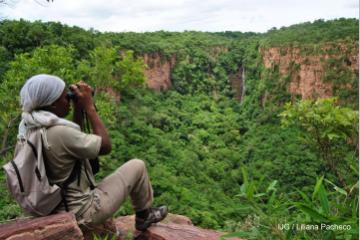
xmin=43 ymin=125 xmax=102 ymax=217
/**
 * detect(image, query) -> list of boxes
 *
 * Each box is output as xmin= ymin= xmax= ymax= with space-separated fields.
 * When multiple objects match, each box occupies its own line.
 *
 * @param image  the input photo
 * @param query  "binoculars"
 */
xmin=67 ymin=88 xmax=95 ymax=101
xmin=67 ymin=90 xmax=76 ymax=100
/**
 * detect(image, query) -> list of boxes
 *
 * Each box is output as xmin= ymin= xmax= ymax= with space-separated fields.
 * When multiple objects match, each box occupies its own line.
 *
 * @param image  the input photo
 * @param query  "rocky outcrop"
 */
xmin=0 ymin=213 xmax=83 ymax=240
xmin=83 ymin=214 xmax=242 ymax=240
xmin=113 ymin=213 xmax=195 ymax=236
xmin=0 ymin=213 xmax=242 ymax=240
xmin=261 ymin=44 xmax=359 ymax=99
xmin=144 ymin=53 xmax=176 ymax=91
xmin=139 ymin=222 xmax=234 ymax=240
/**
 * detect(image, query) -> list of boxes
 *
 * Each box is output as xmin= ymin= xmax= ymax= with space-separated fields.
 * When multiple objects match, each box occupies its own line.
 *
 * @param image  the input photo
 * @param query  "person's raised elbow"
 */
xmin=99 ymin=139 xmax=112 ymax=155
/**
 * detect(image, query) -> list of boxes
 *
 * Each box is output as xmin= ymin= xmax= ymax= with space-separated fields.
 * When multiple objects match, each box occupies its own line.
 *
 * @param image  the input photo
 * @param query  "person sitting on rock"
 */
xmin=18 ymin=74 xmax=167 ymax=231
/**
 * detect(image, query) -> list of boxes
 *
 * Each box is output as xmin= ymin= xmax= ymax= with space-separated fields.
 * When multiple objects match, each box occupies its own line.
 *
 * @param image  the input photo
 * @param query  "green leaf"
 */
xmin=296 ymin=189 xmax=312 ymax=205
xmin=318 ymin=184 xmax=330 ymax=216
xmin=333 ymin=186 xmax=348 ymax=196
xmin=293 ymin=202 xmax=329 ymax=222
xmin=349 ymin=163 xmax=358 ymax=174
xmin=351 ymin=195 xmax=358 ymax=218
xmin=268 ymin=191 xmax=279 ymax=207
xmin=312 ymin=176 xmax=324 ymax=199
xmin=241 ymin=167 xmax=249 ymax=185
xmin=254 ymin=193 xmax=266 ymax=198
xmin=324 ymin=178 xmax=348 ymax=196
xmin=349 ymin=180 xmax=359 ymax=195
xmin=266 ymin=180 xmax=278 ymax=193
xmin=326 ymin=133 xmax=339 ymax=140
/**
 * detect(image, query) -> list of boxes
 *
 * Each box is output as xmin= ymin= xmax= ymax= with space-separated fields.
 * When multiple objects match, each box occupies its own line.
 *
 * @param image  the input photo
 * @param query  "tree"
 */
xmin=279 ymin=97 xmax=358 ymax=187
xmin=78 ymin=47 xmax=145 ymax=91
xmin=114 ymin=50 xmax=145 ymax=91
xmin=78 ymin=46 xmax=118 ymax=88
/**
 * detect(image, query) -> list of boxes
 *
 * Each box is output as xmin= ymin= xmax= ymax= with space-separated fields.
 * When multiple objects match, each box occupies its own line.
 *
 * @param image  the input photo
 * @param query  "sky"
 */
xmin=0 ymin=0 xmax=358 ymax=33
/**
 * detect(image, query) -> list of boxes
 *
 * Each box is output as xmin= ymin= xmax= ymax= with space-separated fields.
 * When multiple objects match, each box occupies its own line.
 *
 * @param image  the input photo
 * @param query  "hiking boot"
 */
xmin=135 ymin=206 xmax=168 ymax=231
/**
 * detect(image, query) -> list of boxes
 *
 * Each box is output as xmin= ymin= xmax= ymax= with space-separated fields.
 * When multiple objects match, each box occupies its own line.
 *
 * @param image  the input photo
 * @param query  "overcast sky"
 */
xmin=0 ymin=0 xmax=358 ymax=33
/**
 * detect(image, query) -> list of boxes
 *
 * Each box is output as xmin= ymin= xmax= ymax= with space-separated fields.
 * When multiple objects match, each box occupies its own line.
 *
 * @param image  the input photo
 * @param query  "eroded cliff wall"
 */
xmin=261 ymin=43 xmax=359 ymax=100
xmin=142 ymin=42 xmax=358 ymax=105
xmin=143 ymin=53 xmax=176 ymax=91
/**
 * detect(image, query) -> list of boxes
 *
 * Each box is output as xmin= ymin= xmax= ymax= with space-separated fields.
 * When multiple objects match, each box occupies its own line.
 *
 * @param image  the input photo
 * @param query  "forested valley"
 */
xmin=0 ymin=18 xmax=358 ymax=239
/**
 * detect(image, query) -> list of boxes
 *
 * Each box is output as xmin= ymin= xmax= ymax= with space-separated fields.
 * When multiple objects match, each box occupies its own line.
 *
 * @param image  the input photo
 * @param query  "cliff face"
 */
xmin=229 ymin=67 xmax=245 ymax=102
xmin=144 ymin=53 xmax=176 ymax=91
xmin=142 ymin=43 xmax=358 ymax=103
xmin=261 ymin=44 xmax=359 ymax=100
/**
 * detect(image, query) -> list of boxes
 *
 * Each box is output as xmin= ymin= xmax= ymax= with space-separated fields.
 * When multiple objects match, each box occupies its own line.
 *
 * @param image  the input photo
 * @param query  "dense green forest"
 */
xmin=0 ymin=18 xmax=358 ymax=239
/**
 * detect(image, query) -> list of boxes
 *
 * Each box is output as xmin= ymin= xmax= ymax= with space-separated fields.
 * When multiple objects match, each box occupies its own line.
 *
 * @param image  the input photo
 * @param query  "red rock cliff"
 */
xmin=144 ymin=53 xmax=176 ymax=91
xmin=261 ymin=43 xmax=359 ymax=99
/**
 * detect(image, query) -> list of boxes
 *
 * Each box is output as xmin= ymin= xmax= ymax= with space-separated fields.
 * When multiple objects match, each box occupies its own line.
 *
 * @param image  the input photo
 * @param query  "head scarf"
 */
xmin=18 ymin=74 xmax=79 ymax=139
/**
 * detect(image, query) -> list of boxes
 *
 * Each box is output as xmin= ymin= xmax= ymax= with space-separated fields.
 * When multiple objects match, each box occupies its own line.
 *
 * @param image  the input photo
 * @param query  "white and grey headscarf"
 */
xmin=18 ymin=74 xmax=79 ymax=139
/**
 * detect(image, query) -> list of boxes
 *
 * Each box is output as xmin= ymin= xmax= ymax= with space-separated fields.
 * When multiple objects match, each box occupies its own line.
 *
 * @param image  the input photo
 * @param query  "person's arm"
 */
xmin=70 ymin=81 xmax=112 ymax=155
xmin=83 ymin=105 xmax=112 ymax=155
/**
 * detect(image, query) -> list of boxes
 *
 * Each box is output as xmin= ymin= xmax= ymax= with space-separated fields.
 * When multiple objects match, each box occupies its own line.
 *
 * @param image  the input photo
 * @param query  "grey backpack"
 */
xmin=3 ymin=128 xmax=77 ymax=216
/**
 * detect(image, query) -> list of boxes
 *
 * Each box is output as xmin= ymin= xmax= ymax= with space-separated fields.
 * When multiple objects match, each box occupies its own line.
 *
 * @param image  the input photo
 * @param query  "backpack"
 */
xmin=3 ymin=128 xmax=84 ymax=216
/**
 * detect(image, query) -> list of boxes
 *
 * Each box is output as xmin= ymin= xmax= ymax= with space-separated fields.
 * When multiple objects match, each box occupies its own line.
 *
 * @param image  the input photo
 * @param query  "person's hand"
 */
xmin=69 ymin=81 xmax=94 ymax=111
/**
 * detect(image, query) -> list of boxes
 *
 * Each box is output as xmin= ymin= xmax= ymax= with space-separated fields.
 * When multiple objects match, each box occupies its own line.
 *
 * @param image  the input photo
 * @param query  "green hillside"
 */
xmin=0 ymin=18 xmax=358 ymax=239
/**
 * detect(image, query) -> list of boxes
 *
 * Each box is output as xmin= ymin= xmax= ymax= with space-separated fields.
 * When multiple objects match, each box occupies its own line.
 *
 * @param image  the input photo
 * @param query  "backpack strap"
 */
xmin=60 ymin=160 xmax=82 ymax=212
xmin=84 ymin=161 xmax=95 ymax=190
xmin=89 ymin=157 xmax=100 ymax=175
xmin=27 ymin=140 xmax=42 ymax=181
xmin=10 ymin=160 xmax=24 ymax=193
xmin=40 ymin=130 xmax=82 ymax=212
xmin=60 ymin=160 xmax=97 ymax=211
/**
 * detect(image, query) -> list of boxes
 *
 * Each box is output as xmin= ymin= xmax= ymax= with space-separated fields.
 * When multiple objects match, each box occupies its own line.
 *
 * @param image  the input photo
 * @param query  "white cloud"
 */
xmin=0 ymin=0 xmax=358 ymax=32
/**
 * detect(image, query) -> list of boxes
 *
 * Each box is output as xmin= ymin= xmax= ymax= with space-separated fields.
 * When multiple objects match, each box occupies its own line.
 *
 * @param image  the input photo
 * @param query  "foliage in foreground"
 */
xmin=221 ymin=173 xmax=358 ymax=240
xmin=222 ymin=98 xmax=358 ymax=239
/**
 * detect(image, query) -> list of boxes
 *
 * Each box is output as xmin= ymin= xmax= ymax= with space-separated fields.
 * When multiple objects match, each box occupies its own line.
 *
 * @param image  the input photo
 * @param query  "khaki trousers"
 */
xmin=80 ymin=159 xmax=153 ymax=225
